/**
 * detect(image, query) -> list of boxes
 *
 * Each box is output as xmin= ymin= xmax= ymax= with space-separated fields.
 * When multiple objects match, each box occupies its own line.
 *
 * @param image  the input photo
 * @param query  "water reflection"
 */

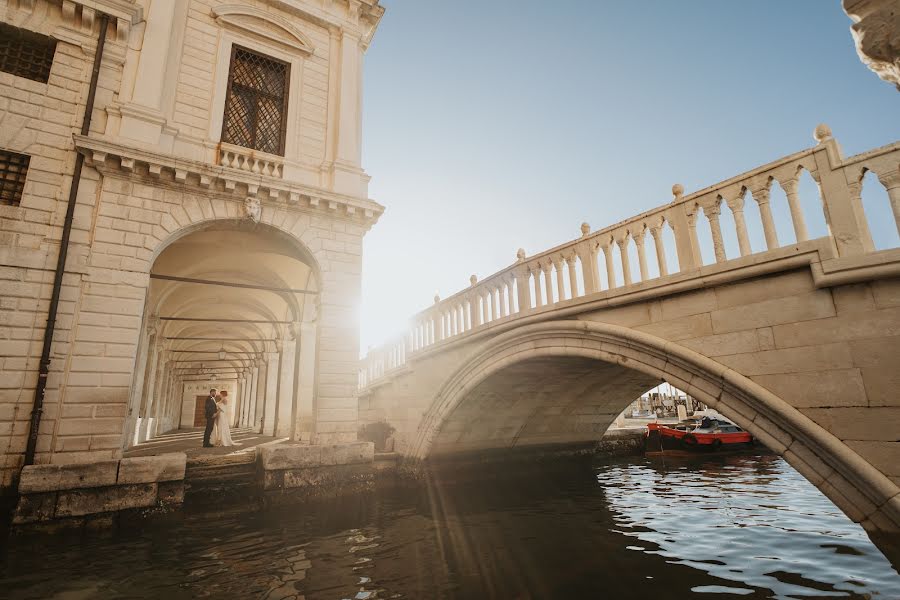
xmin=0 ymin=452 xmax=898 ymax=599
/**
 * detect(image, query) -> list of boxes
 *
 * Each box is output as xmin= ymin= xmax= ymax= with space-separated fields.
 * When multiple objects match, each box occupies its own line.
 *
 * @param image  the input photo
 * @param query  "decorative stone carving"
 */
xmin=244 ymin=197 xmax=261 ymax=223
xmin=843 ymin=0 xmax=900 ymax=90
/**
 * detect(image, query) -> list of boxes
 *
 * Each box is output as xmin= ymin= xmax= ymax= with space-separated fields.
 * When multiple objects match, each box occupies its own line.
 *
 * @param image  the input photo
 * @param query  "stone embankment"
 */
xmin=9 ymin=431 xmax=644 ymax=527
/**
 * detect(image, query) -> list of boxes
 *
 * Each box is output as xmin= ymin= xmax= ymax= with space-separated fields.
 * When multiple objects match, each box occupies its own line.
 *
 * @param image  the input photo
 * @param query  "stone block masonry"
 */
xmin=259 ymin=441 xmax=375 ymax=496
xmin=13 ymin=452 xmax=186 ymax=524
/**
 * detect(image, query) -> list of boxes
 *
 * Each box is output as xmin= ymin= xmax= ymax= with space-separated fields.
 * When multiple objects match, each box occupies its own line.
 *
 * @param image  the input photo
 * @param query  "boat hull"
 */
xmin=644 ymin=423 xmax=754 ymax=455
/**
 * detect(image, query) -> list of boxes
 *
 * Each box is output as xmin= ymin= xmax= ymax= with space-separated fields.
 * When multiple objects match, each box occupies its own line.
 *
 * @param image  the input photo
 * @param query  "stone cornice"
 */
xmin=74 ymin=136 xmax=384 ymax=228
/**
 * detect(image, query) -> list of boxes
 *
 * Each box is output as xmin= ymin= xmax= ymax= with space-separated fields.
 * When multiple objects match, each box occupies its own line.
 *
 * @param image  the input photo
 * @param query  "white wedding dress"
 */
xmin=212 ymin=400 xmax=235 ymax=447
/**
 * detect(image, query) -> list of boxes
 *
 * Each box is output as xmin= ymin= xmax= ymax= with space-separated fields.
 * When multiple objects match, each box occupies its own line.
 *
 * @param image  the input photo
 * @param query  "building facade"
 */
xmin=0 ymin=0 xmax=384 ymax=491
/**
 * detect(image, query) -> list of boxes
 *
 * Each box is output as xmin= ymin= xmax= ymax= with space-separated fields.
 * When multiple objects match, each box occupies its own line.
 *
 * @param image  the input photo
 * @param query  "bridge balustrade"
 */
xmin=359 ymin=126 xmax=900 ymax=390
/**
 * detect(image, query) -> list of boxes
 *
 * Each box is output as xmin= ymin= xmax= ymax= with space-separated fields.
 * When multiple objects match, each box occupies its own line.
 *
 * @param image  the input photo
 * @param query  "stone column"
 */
xmin=275 ymin=329 xmax=298 ymax=438
xmin=615 ymin=235 xmax=632 ymax=286
xmin=878 ymin=171 xmax=900 ymax=237
xmin=567 ymin=254 xmax=581 ymax=297
xmin=603 ymin=241 xmax=616 ymax=288
xmin=668 ymin=185 xmax=702 ymax=271
xmin=727 ymin=195 xmax=752 ymax=256
xmin=705 ymin=203 xmax=727 ymax=263
xmin=254 ymin=360 xmax=266 ymax=432
xmin=649 ymin=223 xmax=668 ymax=277
xmin=261 ymin=350 xmax=279 ymax=436
xmin=513 ymin=270 xmax=529 ymax=314
xmin=780 ymin=177 xmax=809 ymax=243
xmin=553 ymin=258 xmax=566 ymax=301
xmin=295 ymin=322 xmax=317 ymax=443
xmin=540 ymin=263 xmax=553 ymax=305
xmin=751 ymin=185 xmax=779 ymax=250
xmin=633 ymin=230 xmax=649 ymax=281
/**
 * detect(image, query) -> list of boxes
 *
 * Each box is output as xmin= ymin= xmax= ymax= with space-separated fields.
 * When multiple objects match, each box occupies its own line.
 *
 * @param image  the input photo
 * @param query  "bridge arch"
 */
xmin=410 ymin=320 xmax=900 ymax=532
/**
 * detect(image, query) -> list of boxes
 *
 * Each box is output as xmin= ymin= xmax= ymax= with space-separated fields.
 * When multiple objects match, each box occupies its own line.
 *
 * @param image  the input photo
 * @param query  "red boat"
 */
xmin=645 ymin=416 xmax=754 ymax=455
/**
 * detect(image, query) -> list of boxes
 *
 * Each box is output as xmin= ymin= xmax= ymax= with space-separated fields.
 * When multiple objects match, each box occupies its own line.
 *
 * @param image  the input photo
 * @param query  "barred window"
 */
xmin=0 ymin=22 xmax=56 ymax=83
xmin=221 ymin=45 xmax=290 ymax=156
xmin=0 ymin=150 xmax=30 ymax=207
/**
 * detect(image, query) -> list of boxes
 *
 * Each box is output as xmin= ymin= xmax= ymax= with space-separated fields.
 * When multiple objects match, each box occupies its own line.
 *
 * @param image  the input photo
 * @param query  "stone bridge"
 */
xmin=359 ymin=127 xmax=900 ymax=534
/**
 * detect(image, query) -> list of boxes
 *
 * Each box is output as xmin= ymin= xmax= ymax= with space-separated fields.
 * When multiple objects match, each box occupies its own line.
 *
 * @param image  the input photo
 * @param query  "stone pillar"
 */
xmin=668 ymin=185 xmax=702 ymax=271
xmin=649 ymin=223 xmax=668 ymax=277
xmin=727 ymin=195 xmax=752 ymax=256
xmin=814 ymin=130 xmax=875 ymax=255
xmin=751 ymin=185 xmax=780 ymax=250
xmin=878 ymin=171 xmax=900 ymax=237
xmin=633 ymin=230 xmax=649 ymax=281
xmin=565 ymin=254 xmax=580 ymax=298
xmin=553 ymin=258 xmax=566 ymax=301
xmin=780 ymin=177 xmax=809 ymax=243
xmin=115 ymin=0 xmax=187 ymax=146
xmin=615 ymin=235 xmax=631 ymax=286
xmin=248 ymin=364 xmax=260 ymax=429
xmin=262 ymin=351 xmax=279 ymax=436
xmin=255 ymin=359 xmax=268 ymax=432
xmin=601 ymin=242 xmax=616 ymax=289
xmin=275 ymin=331 xmax=298 ymax=438
xmin=705 ymin=203 xmax=727 ymax=263
xmin=514 ymin=263 xmax=532 ymax=315
xmin=294 ymin=322 xmax=317 ymax=443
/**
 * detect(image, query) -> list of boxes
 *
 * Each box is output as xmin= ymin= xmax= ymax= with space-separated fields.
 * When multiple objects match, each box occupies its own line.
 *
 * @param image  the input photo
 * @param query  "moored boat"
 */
xmin=645 ymin=416 xmax=753 ymax=455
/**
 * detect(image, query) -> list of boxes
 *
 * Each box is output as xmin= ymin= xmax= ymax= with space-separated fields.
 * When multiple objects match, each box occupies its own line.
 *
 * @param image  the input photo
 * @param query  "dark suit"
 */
xmin=203 ymin=395 xmax=218 ymax=447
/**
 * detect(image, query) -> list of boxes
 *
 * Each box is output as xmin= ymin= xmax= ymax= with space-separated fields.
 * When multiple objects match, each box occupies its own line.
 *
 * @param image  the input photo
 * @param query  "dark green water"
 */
xmin=1 ymin=453 xmax=898 ymax=599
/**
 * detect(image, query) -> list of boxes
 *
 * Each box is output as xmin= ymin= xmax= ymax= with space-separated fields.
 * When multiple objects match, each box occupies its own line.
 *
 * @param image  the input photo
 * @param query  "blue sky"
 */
xmin=359 ymin=1 xmax=900 ymax=351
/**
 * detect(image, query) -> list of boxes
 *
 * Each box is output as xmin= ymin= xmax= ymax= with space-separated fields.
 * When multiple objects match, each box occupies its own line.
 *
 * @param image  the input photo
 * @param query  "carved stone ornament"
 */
xmin=244 ymin=196 xmax=261 ymax=223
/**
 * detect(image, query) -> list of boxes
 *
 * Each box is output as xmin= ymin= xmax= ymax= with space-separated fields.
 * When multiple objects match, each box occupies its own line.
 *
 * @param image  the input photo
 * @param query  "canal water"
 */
xmin=1 ymin=452 xmax=898 ymax=599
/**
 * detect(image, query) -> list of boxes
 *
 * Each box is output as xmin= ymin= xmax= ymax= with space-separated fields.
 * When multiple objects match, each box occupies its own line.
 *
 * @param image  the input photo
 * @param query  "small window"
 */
xmin=221 ymin=45 xmax=290 ymax=156
xmin=0 ymin=150 xmax=30 ymax=206
xmin=0 ymin=22 xmax=56 ymax=83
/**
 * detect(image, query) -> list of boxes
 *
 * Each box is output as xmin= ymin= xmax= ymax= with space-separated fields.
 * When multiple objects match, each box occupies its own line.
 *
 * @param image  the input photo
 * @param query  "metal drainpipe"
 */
xmin=23 ymin=13 xmax=110 ymax=467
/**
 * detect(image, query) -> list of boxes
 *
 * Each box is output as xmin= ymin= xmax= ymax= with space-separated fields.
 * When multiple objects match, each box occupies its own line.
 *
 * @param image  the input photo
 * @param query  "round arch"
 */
xmin=410 ymin=320 xmax=900 ymax=532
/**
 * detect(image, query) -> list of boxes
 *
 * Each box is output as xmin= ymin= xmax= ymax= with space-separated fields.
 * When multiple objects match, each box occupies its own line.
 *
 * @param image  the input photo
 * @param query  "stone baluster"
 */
xmin=451 ymin=306 xmax=458 ymax=336
xmin=576 ymin=223 xmax=597 ymax=295
xmin=633 ymin=228 xmax=649 ymax=281
xmin=780 ymin=177 xmax=809 ymax=242
xmin=878 ymin=171 xmax=900 ymax=237
xmin=566 ymin=253 xmax=580 ymax=298
xmin=553 ymin=257 xmax=566 ymax=300
xmin=649 ymin=221 xmax=668 ymax=277
xmin=615 ymin=234 xmax=632 ymax=286
xmin=492 ymin=286 xmax=500 ymax=318
xmin=515 ymin=250 xmax=532 ymax=314
xmin=602 ymin=240 xmax=616 ymax=288
xmin=727 ymin=193 xmax=752 ymax=256
xmin=541 ymin=262 xmax=553 ymax=306
xmin=705 ymin=202 xmax=727 ymax=263
xmin=751 ymin=184 xmax=779 ymax=250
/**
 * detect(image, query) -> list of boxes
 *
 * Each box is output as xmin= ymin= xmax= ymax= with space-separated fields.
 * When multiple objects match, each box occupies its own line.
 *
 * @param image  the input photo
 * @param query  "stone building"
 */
xmin=0 ymin=0 xmax=384 ymax=492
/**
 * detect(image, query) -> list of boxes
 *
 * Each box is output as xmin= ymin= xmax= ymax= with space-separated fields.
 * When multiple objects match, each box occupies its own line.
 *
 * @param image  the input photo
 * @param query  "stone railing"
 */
xmin=217 ymin=143 xmax=285 ymax=178
xmin=358 ymin=126 xmax=900 ymax=390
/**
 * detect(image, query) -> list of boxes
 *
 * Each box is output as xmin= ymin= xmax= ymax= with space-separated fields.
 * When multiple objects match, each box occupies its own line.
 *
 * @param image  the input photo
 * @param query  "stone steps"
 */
xmin=184 ymin=453 xmax=258 ymax=493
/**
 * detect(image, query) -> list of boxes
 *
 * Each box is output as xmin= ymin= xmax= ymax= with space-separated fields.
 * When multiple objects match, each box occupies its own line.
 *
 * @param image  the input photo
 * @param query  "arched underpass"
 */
xmin=366 ymin=321 xmax=900 ymax=539
xmin=126 ymin=220 xmax=321 ymax=448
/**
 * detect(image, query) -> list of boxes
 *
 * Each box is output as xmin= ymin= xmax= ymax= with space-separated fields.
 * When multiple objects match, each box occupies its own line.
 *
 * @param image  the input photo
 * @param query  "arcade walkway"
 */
xmin=124 ymin=427 xmax=283 ymax=459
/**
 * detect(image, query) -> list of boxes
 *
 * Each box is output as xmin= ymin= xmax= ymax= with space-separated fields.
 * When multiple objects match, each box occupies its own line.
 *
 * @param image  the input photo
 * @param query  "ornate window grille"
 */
xmin=0 ymin=22 xmax=56 ymax=83
xmin=221 ymin=45 xmax=290 ymax=157
xmin=0 ymin=149 xmax=30 ymax=207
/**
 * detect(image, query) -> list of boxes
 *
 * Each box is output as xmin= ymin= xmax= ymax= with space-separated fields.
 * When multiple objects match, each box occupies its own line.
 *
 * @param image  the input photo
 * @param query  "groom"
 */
xmin=202 ymin=388 xmax=218 ymax=448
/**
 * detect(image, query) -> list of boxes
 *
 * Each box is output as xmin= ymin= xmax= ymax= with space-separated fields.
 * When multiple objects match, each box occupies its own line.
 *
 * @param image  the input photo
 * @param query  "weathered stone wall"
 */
xmin=0 ymin=0 xmax=130 ymax=489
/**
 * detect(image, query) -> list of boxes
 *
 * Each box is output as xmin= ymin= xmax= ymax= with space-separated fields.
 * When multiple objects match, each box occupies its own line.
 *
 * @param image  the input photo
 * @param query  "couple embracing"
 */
xmin=202 ymin=388 xmax=236 ymax=448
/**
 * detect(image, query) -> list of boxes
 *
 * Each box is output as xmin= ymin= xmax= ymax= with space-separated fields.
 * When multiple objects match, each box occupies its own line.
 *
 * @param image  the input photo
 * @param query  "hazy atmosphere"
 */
xmin=360 ymin=0 xmax=900 ymax=351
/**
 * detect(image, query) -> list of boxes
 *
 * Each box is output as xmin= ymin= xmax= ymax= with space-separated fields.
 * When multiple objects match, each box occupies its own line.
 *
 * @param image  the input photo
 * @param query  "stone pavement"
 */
xmin=124 ymin=427 xmax=283 ymax=459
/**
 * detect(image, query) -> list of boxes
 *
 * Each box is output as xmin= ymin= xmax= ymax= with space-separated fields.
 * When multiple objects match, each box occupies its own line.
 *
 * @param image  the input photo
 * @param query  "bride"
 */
xmin=211 ymin=390 xmax=236 ymax=447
